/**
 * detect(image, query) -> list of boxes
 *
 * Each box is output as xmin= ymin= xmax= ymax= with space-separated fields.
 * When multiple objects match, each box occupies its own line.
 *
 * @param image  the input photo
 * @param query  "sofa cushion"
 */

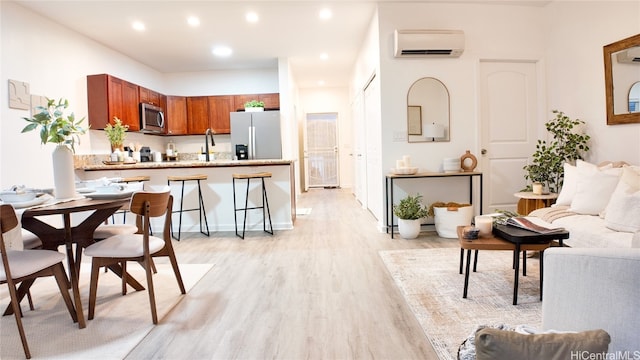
xmin=555 ymin=160 xmax=612 ymax=207
xmin=569 ymin=167 xmax=621 ymax=215
xmin=475 ymin=328 xmax=610 ymax=360
xmin=604 ymin=166 xmax=640 ymax=232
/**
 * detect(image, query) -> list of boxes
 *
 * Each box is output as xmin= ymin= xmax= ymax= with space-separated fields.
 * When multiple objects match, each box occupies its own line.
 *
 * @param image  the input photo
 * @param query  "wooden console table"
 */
xmin=385 ymin=171 xmax=483 ymax=238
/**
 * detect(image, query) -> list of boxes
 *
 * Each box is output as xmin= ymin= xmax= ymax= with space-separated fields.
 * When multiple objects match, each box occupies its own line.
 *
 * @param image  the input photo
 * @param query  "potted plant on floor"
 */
xmin=21 ymin=97 xmax=88 ymax=198
xmin=393 ymin=194 xmax=429 ymax=239
xmin=244 ymin=99 xmax=265 ymax=112
xmin=523 ymin=110 xmax=590 ymax=194
xmin=427 ymin=202 xmax=473 ymax=238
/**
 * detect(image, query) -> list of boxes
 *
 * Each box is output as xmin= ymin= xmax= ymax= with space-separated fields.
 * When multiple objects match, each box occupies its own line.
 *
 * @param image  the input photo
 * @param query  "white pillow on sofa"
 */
xmin=569 ymin=166 xmax=621 ymax=215
xmin=605 ymin=166 xmax=640 ymax=233
xmin=555 ymin=160 xmax=612 ymax=207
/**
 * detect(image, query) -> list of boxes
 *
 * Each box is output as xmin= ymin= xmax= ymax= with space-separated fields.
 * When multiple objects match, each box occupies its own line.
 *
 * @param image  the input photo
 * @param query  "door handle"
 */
xmin=481 ymin=149 xmax=487 ymax=155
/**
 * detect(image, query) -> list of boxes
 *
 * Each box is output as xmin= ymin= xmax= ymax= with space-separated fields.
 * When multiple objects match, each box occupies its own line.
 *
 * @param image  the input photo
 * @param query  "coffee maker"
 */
xmin=235 ymin=144 xmax=248 ymax=160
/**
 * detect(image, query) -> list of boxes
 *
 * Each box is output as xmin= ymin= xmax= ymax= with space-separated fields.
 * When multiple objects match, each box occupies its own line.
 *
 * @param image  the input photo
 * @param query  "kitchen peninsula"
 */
xmin=75 ymin=159 xmax=295 ymax=233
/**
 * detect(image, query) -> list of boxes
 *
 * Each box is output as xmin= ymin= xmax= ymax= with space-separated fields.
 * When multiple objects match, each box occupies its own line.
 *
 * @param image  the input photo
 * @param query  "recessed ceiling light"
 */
xmin=132 ymin=21 xmax=145 ymax=31
xmin=212 ymin=46 xmax=233 ymax=57
xmin=320 ymin=53 xmax=329 ymax=60
xmin=246 ymin=12 xmax=259 ymax=23
xmin=319 ymin=8 xmax=332 ymax=20
xmin=187 ymin=16 xmax=200 ymax=27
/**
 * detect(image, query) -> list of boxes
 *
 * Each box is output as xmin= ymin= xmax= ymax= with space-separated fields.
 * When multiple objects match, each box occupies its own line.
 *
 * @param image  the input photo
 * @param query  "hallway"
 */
xmin=128 ymin=188 xmax=456 ymax=359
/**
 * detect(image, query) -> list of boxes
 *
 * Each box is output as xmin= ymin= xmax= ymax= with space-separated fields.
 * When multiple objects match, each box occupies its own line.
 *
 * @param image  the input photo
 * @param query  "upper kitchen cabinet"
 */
xmin=233 ymin=93 xmax=280 ymax=111
xmin=139 ymin=86 xmax=163 ymax=107
xmin=166 ymin=96 xmax=188 ymax=135
xmin=208 ymin=96 xmax=233 ymax=134
xmin=87 ymin=74 xmax=140 ymax=131
xmin=187 ymin=96 xmax=209 ymax=134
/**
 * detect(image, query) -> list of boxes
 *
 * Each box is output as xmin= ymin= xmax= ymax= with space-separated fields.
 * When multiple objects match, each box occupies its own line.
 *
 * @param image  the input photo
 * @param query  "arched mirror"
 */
xmin=604 ymin=33 xmax=640 ymax=124
xmin=407 ymin=77 xmax=450 ymax=142
xmin=629 ymin=81 xmax=640 ymax=112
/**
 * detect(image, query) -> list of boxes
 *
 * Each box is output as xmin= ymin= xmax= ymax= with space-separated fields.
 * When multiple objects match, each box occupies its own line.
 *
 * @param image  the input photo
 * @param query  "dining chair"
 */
xmin=84 ymin=190 xmax=185 ymax=324
xmin=0 ymin=204 xmax=77 ymax=359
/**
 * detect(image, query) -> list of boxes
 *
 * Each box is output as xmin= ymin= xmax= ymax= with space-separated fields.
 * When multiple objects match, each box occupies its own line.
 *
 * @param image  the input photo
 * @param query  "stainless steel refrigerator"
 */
xmin=230 ymin=111 xmax=282 ymax=159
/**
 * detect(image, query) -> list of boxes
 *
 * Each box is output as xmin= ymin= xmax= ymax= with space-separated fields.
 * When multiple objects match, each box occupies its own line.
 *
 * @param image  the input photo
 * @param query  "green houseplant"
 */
xmin=104 ymin=116 xmax=128 ymax=151
xmin=21 ymin=97 xmax=88 ymax=199
xmin=21 ymin=98 xmax=87 ymax=153
xmin=393 ymin=194 xmax=429 ymax=239
xmin=523 ymin=110 xmax=590 ymax=193
xmin=244 ymin=99 xmax=265 ymax=112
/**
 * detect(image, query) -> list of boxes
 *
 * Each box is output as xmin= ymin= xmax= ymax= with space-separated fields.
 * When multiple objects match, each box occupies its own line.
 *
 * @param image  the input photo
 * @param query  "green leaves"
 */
xmin=21 ymin=97 xmax=87 ymax=152
xmin=104 ymin=116 xmax=128 ymax=146
xmin=523 ymin=110 xmax=590 ymax=193
xmin=244 ymin=99 xmax=264 ymax=108
xmin=393 ymin=194 xmax=429 ymax=220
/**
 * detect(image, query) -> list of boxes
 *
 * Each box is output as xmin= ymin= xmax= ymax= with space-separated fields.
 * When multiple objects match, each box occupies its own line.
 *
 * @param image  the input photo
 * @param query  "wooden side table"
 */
xmin=514 ymin=192 xmax=558 ymax=215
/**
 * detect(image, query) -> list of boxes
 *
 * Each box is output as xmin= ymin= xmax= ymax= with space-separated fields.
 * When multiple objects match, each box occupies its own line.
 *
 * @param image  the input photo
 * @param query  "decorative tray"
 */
xmin=391 ymin=167 xmax=418 ymax=175
xmin=103 ymin=160 xmax=137 ymax=165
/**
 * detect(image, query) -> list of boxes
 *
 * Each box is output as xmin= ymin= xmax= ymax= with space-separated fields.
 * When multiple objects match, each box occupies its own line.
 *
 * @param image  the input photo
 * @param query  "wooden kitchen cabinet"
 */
xmin=232 ymin=93 xmax=280 ymax=111
xmin=187 ymin=96 xmax=209 ymax=134
xmin=165 ymin=96 xmax=188 ymax=135
xmin=87 ymin=74 xmax=140 ymax=131
xmin=138 ymin=86 xmax=163 ymax=107
xmin=208 ymin=95 xmax=233 ymax=134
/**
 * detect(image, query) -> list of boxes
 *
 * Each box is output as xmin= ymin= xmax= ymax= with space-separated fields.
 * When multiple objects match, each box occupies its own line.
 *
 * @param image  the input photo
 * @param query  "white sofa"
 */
xmin=543 ymin=248 xmax=640 ymax=352
xmin=527 ymin=161 xmax=640 ymax=249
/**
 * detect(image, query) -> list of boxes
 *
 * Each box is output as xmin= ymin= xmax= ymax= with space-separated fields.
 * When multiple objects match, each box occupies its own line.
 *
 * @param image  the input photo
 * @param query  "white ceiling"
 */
xmin=13 ymin=0 xmax=551 ymax=89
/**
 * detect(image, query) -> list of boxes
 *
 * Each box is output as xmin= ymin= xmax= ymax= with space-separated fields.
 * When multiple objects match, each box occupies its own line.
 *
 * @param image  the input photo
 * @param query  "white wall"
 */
xmin=351 ymin=1 xmax=640 ymax=226
xmin=543 ymin=1 xmax=640 ymax=164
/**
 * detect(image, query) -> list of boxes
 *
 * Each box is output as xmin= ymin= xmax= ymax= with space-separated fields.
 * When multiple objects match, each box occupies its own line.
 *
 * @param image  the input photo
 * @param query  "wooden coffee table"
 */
xmin=457 ymin=225 xmax=569 ymax=305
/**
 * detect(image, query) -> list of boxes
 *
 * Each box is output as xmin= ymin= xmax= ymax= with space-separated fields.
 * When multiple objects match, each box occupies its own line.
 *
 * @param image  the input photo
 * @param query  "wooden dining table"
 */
xmin=14 ymin=196 xmax=144 ymax=328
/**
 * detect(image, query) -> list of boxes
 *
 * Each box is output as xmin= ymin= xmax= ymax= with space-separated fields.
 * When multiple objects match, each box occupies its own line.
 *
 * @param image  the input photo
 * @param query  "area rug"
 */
xmin=379 ymin=248 xmax=543 ymax=360
xmin=0 ymin=263 xmax=213 ymax=360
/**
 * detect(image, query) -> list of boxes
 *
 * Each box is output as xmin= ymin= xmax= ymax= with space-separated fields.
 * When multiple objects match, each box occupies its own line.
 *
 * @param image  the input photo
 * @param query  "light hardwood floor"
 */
xmin=127 ymin=188 xmax=458 ymax=359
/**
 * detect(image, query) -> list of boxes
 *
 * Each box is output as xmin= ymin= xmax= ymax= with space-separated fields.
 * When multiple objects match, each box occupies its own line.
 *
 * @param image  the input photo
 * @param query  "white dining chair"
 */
xmin=1 ymin=204 xmax=77 ymax=359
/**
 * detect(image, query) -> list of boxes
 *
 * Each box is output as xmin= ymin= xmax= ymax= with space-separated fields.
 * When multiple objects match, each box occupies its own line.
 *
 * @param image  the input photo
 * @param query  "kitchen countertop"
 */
xmin=81 ymin=159 xmax=293 ymax=171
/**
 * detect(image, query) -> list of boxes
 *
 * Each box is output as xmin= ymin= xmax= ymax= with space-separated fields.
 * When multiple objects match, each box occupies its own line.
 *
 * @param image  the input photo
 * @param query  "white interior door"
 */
xmin=479 ymin=60 xmax=540 ymax=214
xmin=305 ymin=113 xmax=339 ymax=188
xmin=364 ymin=74 xmax=383 ymax=222
xmin=352 ymin=91 xmax=367 ymax=207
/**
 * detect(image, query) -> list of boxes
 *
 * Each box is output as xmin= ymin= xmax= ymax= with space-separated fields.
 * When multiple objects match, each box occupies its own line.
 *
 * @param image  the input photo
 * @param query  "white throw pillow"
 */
xmin=605 ymin=166 xmax=640 ymax=232
xmin=569 ymin=167 xmax=621 ymax=215
xmin=555 ymin=160 xmax=609 ymax=207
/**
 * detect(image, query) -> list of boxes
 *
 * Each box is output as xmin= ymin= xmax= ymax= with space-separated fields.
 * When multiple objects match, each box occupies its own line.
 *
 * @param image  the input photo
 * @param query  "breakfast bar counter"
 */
xmin=80 ymin=159 xmax=292 ymax=171
xmin=76 ymin=159 xmax=296 ymax=233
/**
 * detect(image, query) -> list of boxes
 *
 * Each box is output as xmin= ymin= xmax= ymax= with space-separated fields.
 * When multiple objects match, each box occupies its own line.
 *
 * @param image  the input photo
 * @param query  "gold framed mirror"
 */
xmin=407 ymin=77 xmax=450 ymax=142
xmin=604 ymin=33 xmax=640 ymax=125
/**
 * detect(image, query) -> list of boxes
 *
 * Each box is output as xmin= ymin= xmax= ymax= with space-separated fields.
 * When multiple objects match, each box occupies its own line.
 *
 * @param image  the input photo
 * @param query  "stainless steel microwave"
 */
xmin=140 ymin=103 xmax=165 ymax=133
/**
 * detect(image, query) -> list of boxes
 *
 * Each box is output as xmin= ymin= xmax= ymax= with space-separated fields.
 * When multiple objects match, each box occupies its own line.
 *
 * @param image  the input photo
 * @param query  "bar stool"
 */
xmin=232 ymin=172 xmax=273 ymax=239
xmin=111 ymin=175 xmax=150 ymax=223
xmin=167 ymin=174 xmax=210 ymax=241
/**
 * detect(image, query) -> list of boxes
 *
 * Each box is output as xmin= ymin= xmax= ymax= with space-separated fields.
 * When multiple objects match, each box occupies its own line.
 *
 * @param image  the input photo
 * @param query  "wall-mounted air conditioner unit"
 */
xmin=394 ymin=29 xmax=465 ymax=58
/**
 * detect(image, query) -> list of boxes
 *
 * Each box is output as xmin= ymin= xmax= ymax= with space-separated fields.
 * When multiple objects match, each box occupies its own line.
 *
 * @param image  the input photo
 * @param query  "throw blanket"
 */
xmin=528 ymin=206 xmax=576 ymax=223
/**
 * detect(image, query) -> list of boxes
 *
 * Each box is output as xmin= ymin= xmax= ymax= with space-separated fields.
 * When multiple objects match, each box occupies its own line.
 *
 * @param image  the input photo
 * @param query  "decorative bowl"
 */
xmin=391 ymin=167 xmax=418 ymax=175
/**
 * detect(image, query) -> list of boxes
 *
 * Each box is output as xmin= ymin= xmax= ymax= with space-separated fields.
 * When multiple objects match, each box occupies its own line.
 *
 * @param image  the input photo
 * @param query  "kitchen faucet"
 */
xmin=205 ymin=128 xmax=215 ymax=161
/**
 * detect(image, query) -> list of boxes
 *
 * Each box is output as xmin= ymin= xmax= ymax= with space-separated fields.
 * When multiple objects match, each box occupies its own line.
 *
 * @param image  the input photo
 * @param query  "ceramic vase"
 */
xmin=52 ymin=144 xmax=76 ymax=199
xmin=398 ymin=218 xmax=421 ymax=239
